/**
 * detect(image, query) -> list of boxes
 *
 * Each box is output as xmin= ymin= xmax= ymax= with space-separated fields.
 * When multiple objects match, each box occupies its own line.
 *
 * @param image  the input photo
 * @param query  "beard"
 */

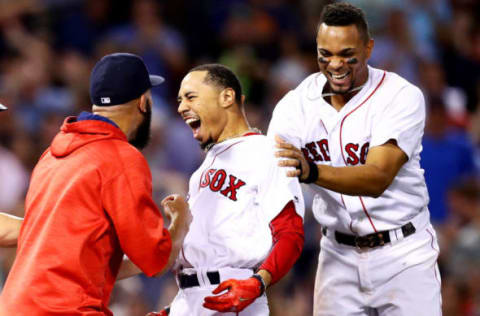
xmin=129 ymin=101 xmax=152 ymax=150
xmin=200 ymin=137 xmax=215 ymax=151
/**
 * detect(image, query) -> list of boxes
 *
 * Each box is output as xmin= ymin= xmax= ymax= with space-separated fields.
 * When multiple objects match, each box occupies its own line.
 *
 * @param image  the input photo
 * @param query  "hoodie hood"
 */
xmin=51 ymin=117 xmax=127 ymax=158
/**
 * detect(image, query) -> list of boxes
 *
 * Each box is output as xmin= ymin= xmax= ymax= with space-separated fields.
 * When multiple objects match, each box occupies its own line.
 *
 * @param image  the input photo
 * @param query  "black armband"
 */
xmin=302 ymin=161 xmax=318 ymax=184
xmin=251 ymin=274 xmax=266 ymax=295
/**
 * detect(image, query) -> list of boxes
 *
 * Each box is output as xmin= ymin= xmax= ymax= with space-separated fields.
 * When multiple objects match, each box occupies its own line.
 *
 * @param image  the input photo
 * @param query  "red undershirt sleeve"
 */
xmin=258 ymin=200 xmax=304 ymax=285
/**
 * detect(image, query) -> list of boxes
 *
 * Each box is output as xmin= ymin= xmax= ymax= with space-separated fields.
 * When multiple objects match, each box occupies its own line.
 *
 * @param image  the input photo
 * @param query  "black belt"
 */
xmin=323 ymin=222 xmax=416 ymax=249
xmin=177 ymin=271 xmax=220 ymax=289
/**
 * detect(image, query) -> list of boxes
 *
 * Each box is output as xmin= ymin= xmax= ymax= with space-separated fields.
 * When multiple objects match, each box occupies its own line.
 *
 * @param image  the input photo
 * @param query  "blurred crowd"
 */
xmin=0 ymin=0 xmax=479 ymax=315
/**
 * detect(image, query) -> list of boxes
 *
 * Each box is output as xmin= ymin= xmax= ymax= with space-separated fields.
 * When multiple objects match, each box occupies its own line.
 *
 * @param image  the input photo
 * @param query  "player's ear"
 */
xmin=365 ymin=38 xmax=374 ymax=59
xmin=219 ymin=88 xmax=235 ymax=109
xmin=138 ymin=90 xmax=151 ymax=113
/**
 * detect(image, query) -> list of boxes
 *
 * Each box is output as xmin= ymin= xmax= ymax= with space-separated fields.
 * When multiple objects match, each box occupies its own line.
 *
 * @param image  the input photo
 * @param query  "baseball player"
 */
xmin=0 ymin=103 xmax=23 ymax=247
xmin=0 ymin=53 xmax=192 ymax=315
xmin=148 ymin=63 xmax=305 ymax=316
xmin=268 ymin=3 xmax=441 ymax=316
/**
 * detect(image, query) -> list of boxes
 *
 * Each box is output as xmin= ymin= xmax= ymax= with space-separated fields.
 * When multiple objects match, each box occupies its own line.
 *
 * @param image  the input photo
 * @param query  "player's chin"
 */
xmin=328 ymin=80 xmax=353 ymax=95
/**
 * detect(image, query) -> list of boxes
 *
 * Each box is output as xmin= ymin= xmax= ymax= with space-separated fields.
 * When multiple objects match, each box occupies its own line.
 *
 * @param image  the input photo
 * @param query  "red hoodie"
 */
xmin=0 ymin=117 xmax=172 ymax=315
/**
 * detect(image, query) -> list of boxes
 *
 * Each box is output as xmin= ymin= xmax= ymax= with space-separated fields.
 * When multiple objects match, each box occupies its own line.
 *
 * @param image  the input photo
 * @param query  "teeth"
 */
xmin=185 ymin=118 xmax=198 ymax=124
xmin=331 ymin=72 xmax=349 ymax=80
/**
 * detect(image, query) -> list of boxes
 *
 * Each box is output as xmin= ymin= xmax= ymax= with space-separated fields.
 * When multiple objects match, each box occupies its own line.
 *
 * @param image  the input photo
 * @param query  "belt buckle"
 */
xmin=355 ymin=233 xmax=385 ymax=249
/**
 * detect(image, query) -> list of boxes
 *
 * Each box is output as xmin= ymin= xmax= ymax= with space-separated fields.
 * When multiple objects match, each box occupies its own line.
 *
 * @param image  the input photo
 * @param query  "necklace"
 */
xmin=204 ymin=127 xmax=262 ymax=152
xmin=321 ymin=84 xmax=365 ymax=98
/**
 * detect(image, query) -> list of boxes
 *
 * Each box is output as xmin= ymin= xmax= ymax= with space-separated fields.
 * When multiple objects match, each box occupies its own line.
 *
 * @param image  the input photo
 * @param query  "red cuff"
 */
xmin=258 ymin=200 xmax=304 ymax=285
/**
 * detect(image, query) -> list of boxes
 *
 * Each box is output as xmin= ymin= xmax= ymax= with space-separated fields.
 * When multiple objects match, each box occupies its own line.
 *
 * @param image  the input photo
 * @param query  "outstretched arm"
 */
xmin=0 ymin=212 xmax=23 ymax=247
xmin=117 ymin=194 xmax=192 ymax=280
xmin=275 ymin=135 xmax=407 ymax=197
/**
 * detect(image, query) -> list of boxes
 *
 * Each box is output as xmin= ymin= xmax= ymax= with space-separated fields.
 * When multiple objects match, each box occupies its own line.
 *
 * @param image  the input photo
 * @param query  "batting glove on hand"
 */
xmin=146 ymin=306 xmax=169 ymax=316
xmin=203 ymin=277 xmax=263 ymax=313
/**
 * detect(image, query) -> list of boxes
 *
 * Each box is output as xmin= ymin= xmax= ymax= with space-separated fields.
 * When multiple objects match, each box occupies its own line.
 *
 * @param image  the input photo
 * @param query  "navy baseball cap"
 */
xmin=89 ymin=53 xmax=164 ymax=106
xmin=0 ymin=103 xmax=7 ymax=111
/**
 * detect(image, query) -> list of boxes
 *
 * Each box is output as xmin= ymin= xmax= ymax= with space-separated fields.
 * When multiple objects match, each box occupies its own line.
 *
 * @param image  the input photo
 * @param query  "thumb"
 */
xmin=212 ymin=280 xmax=232 ymax=294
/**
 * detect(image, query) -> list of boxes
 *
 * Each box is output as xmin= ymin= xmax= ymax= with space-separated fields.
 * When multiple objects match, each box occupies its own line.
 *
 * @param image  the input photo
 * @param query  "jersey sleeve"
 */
xmin=101 ymin=153 xmax=172 ymax=277
xmin=370 ymin=85 xmax=426 ymax=159
xmin=258 ymin=200 xmax=304 ymax=285
xmin=256 ymin=144 xmax=305 ymax=223
xmin=267 ymin=91 xmax=304 ymax=148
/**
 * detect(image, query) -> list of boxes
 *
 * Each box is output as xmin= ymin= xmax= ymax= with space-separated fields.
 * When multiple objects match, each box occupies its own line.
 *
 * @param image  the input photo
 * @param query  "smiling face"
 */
xmin=177 ymin=71 xmax=227 ymax=149
xmin=316 ymin=23 xmax=373 ymax=95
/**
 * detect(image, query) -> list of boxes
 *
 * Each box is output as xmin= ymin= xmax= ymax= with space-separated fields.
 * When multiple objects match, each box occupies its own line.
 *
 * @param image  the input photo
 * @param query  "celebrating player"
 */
xmin=0 ymin=104 xmax=23 ymax=247
xmin=149 ymin=64 xmax=305 ymax=316
xmin=0 ymin=53 xmax=192 ymax=315
xmin=269 ymin=3 xmax=441 ymax=316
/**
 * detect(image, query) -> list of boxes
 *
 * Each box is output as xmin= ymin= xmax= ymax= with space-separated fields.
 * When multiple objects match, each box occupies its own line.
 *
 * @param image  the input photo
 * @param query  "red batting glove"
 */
xmin=203 ymin=277 xmax=263 ymax=313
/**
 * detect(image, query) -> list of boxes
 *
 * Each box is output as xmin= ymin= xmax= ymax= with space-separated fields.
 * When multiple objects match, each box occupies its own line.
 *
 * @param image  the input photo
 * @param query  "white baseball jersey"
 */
xmin=268 ymin=66 xmax=430 ymax=235
xmin=176 ymin=133 xmax=304 ymax=270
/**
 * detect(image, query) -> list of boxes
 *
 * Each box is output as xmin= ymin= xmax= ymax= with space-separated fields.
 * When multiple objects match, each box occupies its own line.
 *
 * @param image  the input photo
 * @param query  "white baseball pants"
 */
xmin=314 ymin=222 xmax=442 ymax=316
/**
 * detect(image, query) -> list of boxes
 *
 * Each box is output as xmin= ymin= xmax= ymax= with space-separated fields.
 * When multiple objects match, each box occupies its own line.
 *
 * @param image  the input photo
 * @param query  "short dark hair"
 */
xmin=188 ymin=63 xmax=243 ymax=105
xmin=318 ymin=2 xmax=370 ymax=43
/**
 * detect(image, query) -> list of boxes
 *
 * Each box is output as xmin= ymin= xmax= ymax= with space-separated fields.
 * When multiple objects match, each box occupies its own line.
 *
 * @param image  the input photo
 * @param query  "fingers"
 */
xmin=275 ymin=148 xmax=303 ymax=159
xmin=161 ymin=194 xmax=184 ymax=207
xmin=286 ymin=169 xmax=301 ymax=177
xmin=203 ymin=299 xmax=232 ymax=313
xmin=278 ymin=158 xmax=300 ymax=168
xmin=275 ymin=135 xmax=296 ymax=150
xmin=211 ymin=280 xmax=232 ymax=294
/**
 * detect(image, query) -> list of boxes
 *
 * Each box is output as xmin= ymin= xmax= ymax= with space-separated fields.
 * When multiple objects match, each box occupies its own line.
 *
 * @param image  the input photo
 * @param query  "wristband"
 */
xmin=302 ymin=161 xmax=318 ymax=184
xmin=251 ymin=274 xmax=266 ymax=296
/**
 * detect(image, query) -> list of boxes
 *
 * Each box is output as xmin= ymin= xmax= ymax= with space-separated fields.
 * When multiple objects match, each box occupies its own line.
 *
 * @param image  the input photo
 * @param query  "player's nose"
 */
xmin=177 ymin=99 xmax=188 ymax=115
xmin=328 ymin=57 xmax=344 ymax=70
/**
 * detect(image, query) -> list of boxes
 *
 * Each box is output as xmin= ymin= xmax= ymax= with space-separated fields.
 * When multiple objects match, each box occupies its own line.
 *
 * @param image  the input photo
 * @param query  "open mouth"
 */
xmin=328 ymin=71 xmax=351 ymax=86
xmin=185 ymin=117 xmax=201 ymax=139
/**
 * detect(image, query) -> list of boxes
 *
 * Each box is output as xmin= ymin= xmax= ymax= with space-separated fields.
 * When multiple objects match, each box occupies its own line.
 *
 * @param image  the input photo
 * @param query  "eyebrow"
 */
xmin=177 ymin=91 xmax=195 ymax=101
xmin=318 ymin=48 xmax=355 ymax=55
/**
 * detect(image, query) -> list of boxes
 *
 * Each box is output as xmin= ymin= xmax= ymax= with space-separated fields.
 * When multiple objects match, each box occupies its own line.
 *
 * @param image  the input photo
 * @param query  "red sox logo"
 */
xmin=301 ymin=139 xmax=370 ymax=166
xmin=200 ymin=169 xmax=246 ymax=201
xmin=345 ymin=142 xmax=369 ymax=165
xmin=301 ymin=139 xmax=331 ymax=163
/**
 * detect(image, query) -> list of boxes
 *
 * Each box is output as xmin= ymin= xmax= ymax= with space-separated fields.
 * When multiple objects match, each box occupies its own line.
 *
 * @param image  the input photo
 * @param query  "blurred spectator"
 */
xmin=442 ymin=178 xmax=480 ymax=315
xmin=419 ymin=61 xmax=469 ymax=129
xmin=421 ymin=97 xmax=476 ymax=224
xmin=106 ymin=0 xmax=187 ymax=97
xmin=369 ymin=8 xmax=419 ymax=84
xmin=0 ymin=145 xmax=28 ymax=211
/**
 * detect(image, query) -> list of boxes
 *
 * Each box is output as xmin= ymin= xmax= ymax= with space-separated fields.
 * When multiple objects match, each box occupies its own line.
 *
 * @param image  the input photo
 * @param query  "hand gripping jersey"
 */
xmin=268 ymin=66 xmax=430 ymax=235
xmin=176 ymin=133 xmax=304 ymax=270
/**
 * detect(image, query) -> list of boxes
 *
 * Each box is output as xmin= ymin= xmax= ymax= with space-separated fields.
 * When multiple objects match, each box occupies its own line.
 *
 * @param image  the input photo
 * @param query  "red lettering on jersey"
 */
xmin=316 ymin=139 xmax=331 ymax=161
xmin=220 ymin=175 xmax=246 ymax=201
xmin=210 ymin=169 xmax=227 ymax=191
xmin=301 ymin=148 xmax=313 ymax=163
xmin=345 ymin=143 xmax=359 ymax=165
xmin=302 ymin=139 xmax=330 ymax=162
xmin=306 ymin=142 xmax=323 ymax=161
xmin=200 ymin=169 xmax=247 ymax=201
xmin=200 ymin=169 xmax=216 ymax=187
xmin=360 ymin=142 xmax=369 ymax=164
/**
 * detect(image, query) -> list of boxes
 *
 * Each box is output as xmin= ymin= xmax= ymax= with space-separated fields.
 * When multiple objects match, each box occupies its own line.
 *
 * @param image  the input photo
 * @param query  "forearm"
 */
xmin=153 ymin=219 xmax=186 ymax=277
xmin=258 ymin=201 xmax=304 ymax=286
xmin=315 ymin=163 xmax=392 ymax=197
xmin=117 ymin=226 xmax=184 ymax=280
xmin=258 ymin=230 xmax=304 ymax=286
xmin=0 ymin=213 xmax=23 ymax=247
